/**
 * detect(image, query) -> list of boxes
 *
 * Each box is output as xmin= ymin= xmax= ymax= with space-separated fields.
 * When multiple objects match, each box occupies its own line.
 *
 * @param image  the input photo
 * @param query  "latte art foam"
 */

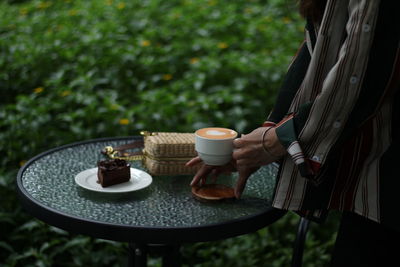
xmin=195 ymin=127 xmax=237 ymax=140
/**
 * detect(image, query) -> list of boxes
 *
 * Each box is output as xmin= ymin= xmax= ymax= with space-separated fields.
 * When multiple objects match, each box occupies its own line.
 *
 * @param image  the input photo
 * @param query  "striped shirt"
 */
xmin=267 ymin=0 xmax=400 ymax=230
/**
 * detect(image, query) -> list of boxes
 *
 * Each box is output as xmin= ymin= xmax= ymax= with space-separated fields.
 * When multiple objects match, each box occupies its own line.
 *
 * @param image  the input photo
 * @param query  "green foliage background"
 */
xmin=0 ymin=0 xmax=338 ymax=266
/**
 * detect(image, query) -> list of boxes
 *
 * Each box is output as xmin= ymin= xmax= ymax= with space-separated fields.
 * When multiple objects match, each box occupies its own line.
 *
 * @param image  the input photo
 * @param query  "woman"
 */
xmin=188 ymin=0 xmax=400 ymax=265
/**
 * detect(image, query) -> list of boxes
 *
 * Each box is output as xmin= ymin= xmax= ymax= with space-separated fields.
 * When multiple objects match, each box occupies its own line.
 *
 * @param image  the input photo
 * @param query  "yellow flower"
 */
xmin=217 ymin=42 xmax=228 ymax=49
xmin=19 ymin=160 xmax=27 ymax=167
xmin=68 ymin=9 xmax=78 ymax=16
xmin=263 ymin=16 xmax=272 ymax=22
xmin=60 ymin=90 xmax=71 ymax=97
xmin=140 ymin=40 xmax=151 ymax=47
xmin=208 ymin=0 xmax=217 ymax=6
xmin=244 ymin=8 xmax=253 ymax=14
xmin=282 ymin=17 xmax=292 ymax=24
xmin=257 ymin=24 xmax=266 ymax=32
xmin=117 ymin=2 xmax=125 ymax=9
xmin=190 ymin=57 xmax=199 ymax=64
xmin=105 ymin=0 xmax=113 ymax=5
xmin=162 ymin=74 xmax=173 ymax=81
xmin=109 ymin=104 xmax=119 ymax=110
xmin=172 ymin=12 xmax=181 ymax=19
xmin=34 ymin=87 xmax=44 ymax=94
xmin=37 ymin=1 xmax=51 ymax=9
xmin=19 ymin=8 xmax=28 ymax=16
xmin=119 ymin=118 xmax=129 ymax=125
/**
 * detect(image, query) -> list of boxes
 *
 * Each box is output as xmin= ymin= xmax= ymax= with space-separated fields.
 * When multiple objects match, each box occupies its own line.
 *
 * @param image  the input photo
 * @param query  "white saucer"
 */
xmin=74 ymin=168 xmax=152 ymax=193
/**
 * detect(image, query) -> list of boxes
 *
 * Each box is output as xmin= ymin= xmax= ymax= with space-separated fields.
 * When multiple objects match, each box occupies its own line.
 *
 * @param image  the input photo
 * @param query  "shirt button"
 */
xmin=350 ymin=76 xmax=358 ymax=84
xmin=362 ymin=24 xmax=371 ymax=32
xmin=333 ymin=121 xmax=341 ymax=128
xmin=312 ymin=155 xmax=321 ymax=162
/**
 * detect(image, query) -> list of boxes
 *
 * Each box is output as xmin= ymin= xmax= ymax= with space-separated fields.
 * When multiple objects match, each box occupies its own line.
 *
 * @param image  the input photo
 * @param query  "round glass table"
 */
xmin=17 ymin=136 xmax=286 ymax=266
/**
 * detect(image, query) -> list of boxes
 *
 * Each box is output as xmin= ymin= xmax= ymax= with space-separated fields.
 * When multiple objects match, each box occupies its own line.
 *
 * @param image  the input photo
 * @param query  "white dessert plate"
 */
xmin=74 ymin=168 xmax=152 ymax=193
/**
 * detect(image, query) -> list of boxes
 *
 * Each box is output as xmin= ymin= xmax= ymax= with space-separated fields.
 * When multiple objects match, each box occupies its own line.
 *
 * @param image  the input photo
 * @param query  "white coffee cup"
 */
xmin=195 ymin=127 xmax=238 ymax=166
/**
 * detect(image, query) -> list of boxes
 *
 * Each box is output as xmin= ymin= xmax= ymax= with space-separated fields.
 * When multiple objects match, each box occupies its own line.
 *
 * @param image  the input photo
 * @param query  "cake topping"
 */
xmin=98 ymin=159 xmax=129 ymax=170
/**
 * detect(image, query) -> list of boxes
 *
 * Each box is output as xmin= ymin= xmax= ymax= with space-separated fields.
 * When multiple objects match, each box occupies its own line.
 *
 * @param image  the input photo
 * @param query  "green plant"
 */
xmin=0 ymin=0 xmax=338 ymax=266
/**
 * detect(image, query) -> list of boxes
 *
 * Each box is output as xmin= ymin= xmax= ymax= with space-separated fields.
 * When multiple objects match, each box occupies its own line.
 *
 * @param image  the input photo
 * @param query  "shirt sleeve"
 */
xmin=275 ymin=103 xmax=316 ymax=179
xmin=274 ymin=0 xmax=397 ymax=182
xmin=267 ymin=40 xmax=311 ymax=124
xmin=265 ymin=21 xmax=316 ymax=178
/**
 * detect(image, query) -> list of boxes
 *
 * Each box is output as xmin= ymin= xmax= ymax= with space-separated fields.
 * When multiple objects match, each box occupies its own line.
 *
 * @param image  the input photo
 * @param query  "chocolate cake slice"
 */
xmin=97 ymin=159 xmax=131 ymax=187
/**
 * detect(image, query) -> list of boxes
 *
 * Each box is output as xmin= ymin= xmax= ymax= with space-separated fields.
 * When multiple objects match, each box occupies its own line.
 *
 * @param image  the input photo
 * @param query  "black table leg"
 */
xmin=128 ymin=243 xmax=147 ymax=267
xmin=161 ymin=244 xmax=181 ymax=267
xmin=291 ymin=217 xmax=310 ymax=267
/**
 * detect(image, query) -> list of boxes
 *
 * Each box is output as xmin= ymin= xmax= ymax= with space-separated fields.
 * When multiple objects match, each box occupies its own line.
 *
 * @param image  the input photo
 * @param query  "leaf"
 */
xmin=16 ymin=220 xmax=42 ymax=232
xmin=0 ymin=212 xmax=14 ymax=224
xmin=0 ymin=241 xmax=14 ymax=253
xmin=62 ymin=236 xmax=91 ymax=250
xmin=48 ymin=226 xmax=68 ymax=236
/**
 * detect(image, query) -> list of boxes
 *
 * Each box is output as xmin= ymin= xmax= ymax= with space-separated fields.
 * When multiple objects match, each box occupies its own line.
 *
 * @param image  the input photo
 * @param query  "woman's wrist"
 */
xmin=262 ymin=127 xmax=286 ymax=158
xmin=261 ymin=127 xmax=275 ymax=157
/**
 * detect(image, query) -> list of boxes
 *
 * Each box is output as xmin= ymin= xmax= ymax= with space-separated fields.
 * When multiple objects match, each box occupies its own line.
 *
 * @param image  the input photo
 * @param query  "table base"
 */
xmin=128 ymin=243 xmax=181 ymax=267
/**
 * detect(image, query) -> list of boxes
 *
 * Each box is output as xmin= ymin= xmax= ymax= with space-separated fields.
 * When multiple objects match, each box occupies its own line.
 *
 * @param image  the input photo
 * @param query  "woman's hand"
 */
xmin=187 ymin=126 xmax=286 ymax=199
xmin=232 ymin=127 xmax=286 ymax=168
xmin=231 ymin=127 xmax=286 ymax=198
xmin=187 ymin=156 xmax=236 ymax=187
xmin=186 ymin=156 xmax=257 ymax=199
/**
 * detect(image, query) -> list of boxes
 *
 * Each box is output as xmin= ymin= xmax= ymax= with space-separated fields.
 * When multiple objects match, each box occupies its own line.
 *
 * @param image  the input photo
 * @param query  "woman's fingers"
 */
xmin=233 ymin=138 xmax=245 ymax=148
xmin=186 ymin=156 xmax=202 ymax=167
xmin=232 ymin=145 xmax=255 ymax=160
xmin=190 ymin=164 xmax=213 ymax=186
xmin=236 ymin=158 xmax=261 ymax=168
xmin=234 ymin=170 xmax=250 ymax=199
xmin=210 ymin=169 xmax=219 ymax=183
xmin=234 ymin=167 xmax=259 ymax=199
xmin=190 ymin=161 xmax=237 ymax=187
